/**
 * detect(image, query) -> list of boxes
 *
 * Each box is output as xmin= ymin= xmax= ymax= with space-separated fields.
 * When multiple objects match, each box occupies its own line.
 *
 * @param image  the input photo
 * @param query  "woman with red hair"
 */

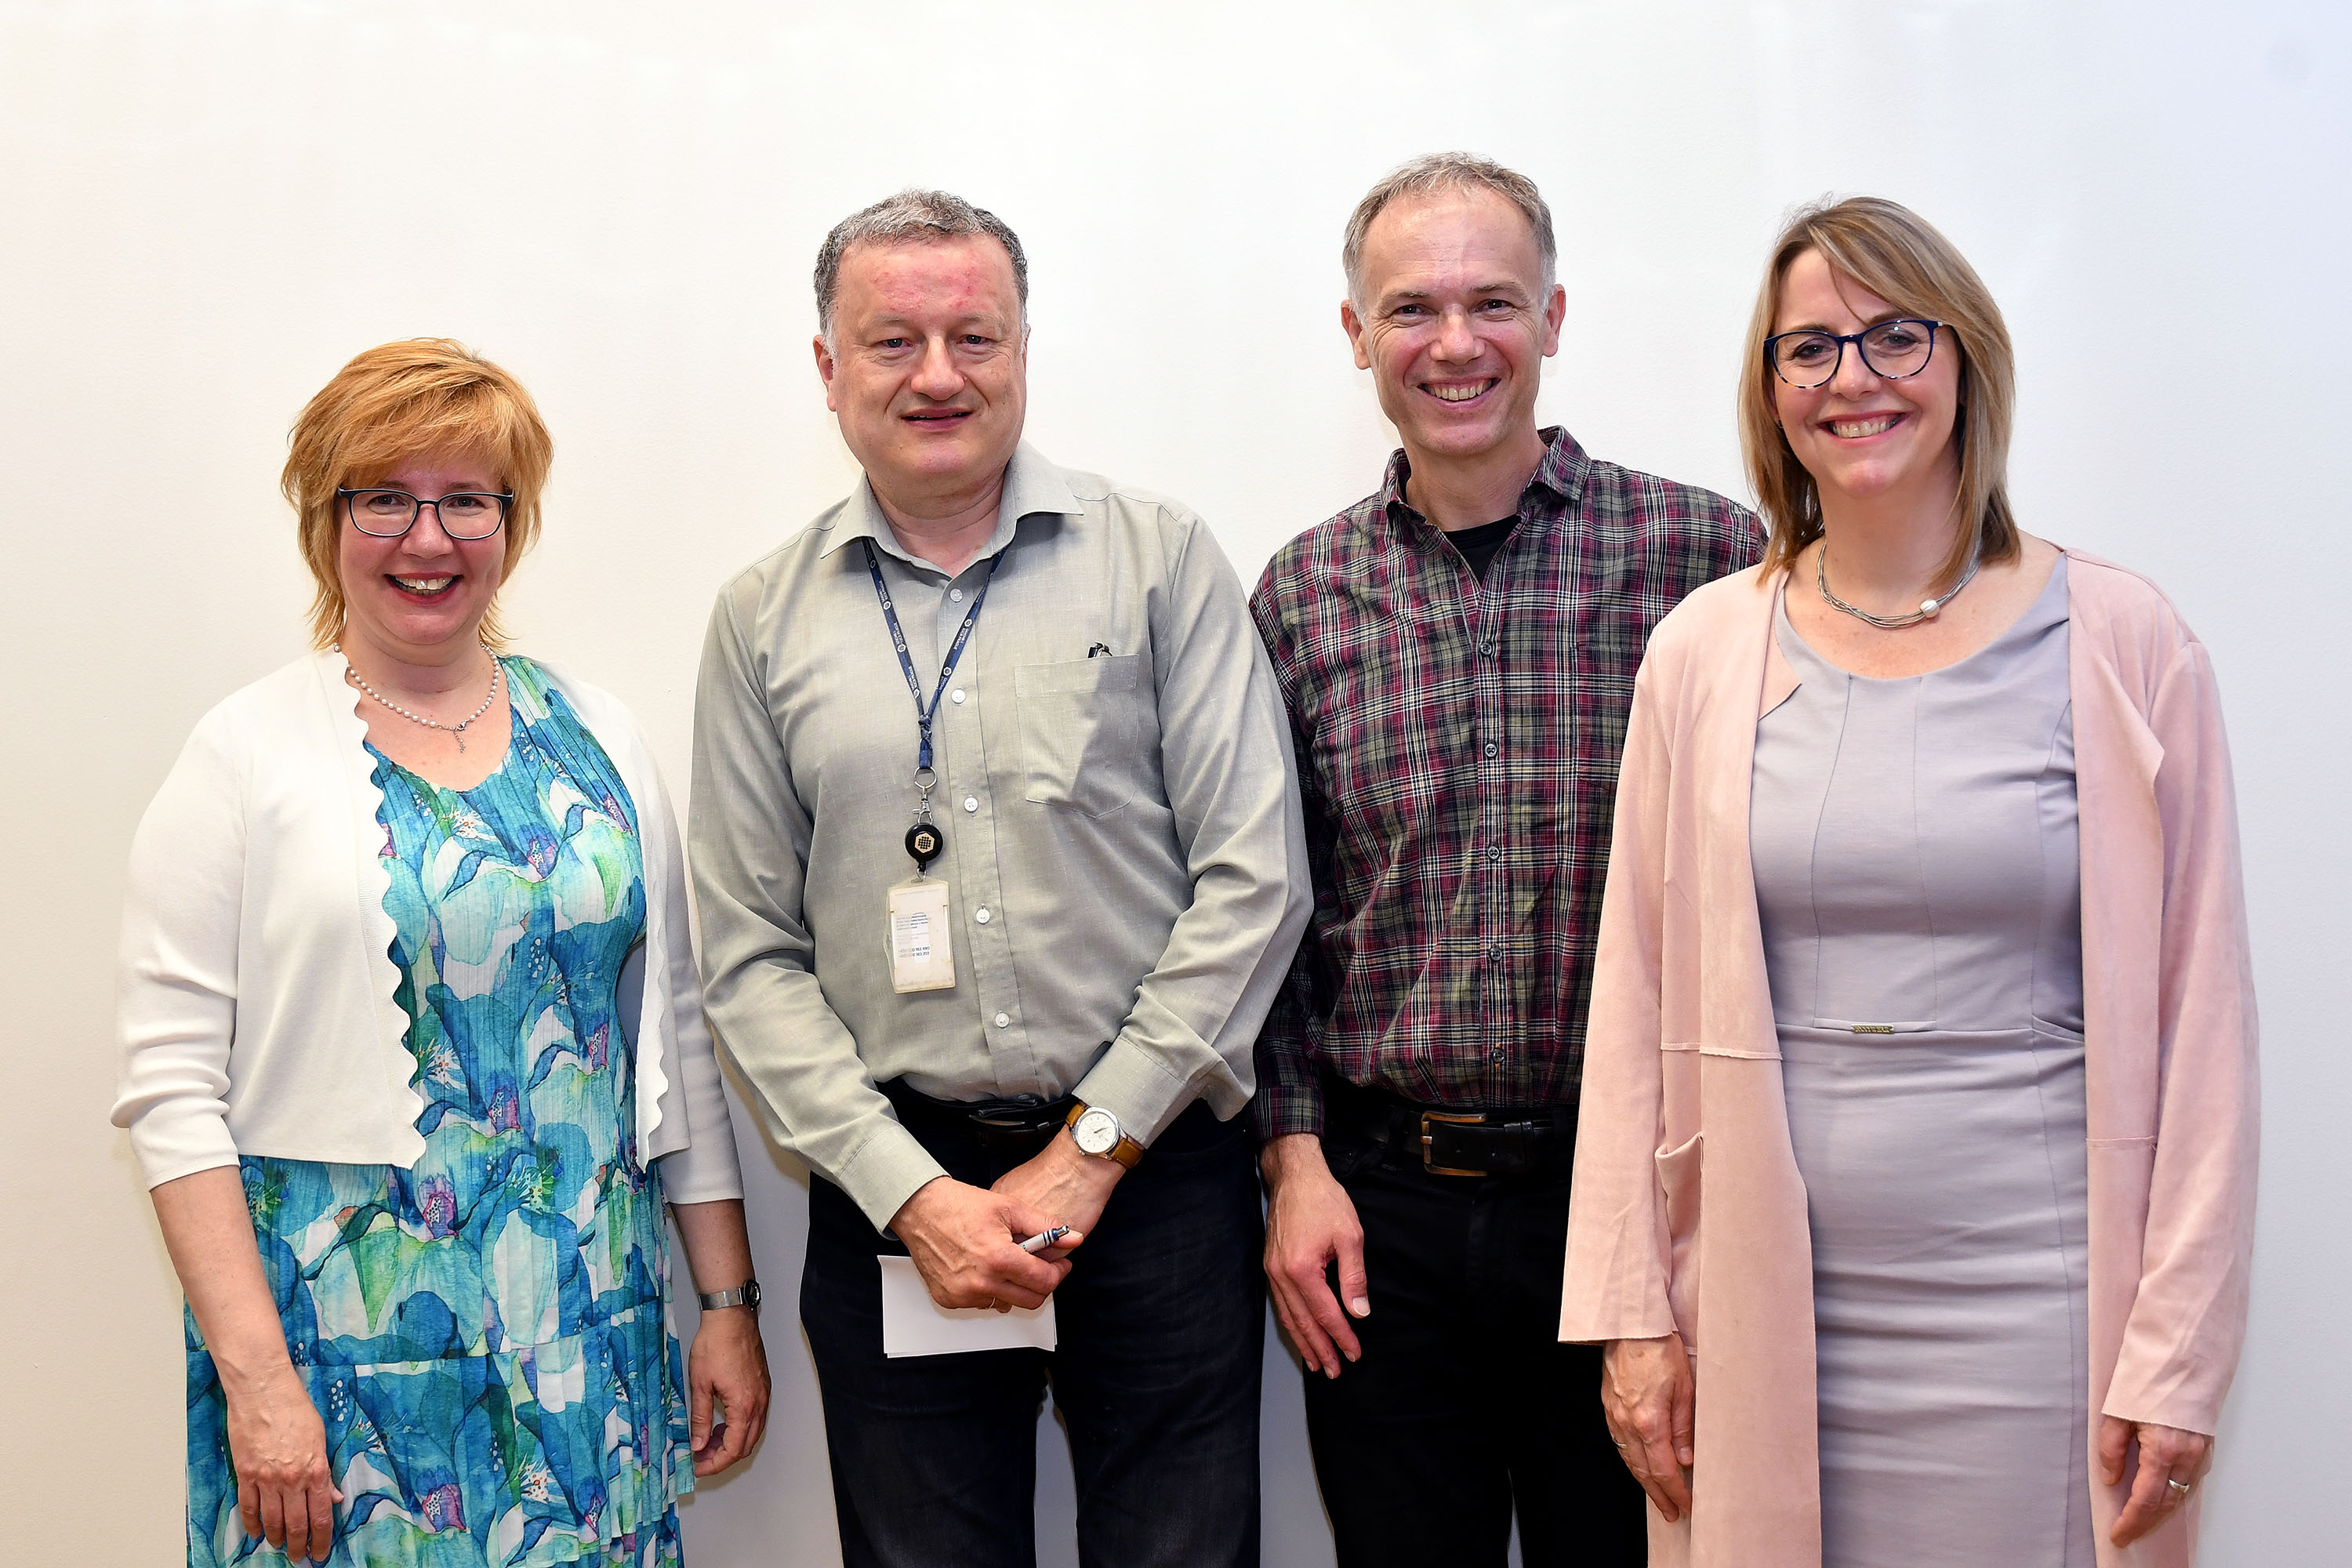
xmin=116 ymin=340 xmax=769 ymax=1566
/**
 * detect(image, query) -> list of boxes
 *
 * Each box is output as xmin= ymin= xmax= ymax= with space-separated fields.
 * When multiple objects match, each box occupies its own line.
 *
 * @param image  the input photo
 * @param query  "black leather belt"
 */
xmin=882 ymin=1079 xmax=1076 ymax=1156
xmin=1321 ymin=1071 xmax=1577 ymax=1179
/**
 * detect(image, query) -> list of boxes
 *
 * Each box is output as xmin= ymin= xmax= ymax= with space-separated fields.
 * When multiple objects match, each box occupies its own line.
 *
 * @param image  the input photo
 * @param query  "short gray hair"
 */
xmin=814 ymin=189 xmax=1029 ymax=343
xmin=1341 ymin=152 xmax=1557 ymax=304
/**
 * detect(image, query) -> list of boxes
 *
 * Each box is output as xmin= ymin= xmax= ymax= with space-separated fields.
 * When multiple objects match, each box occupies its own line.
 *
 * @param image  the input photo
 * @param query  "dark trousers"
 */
xmin=1301 ymin=1120 xmax=1647 ymax=1568
xmin=800 ymin=1095 xmax=1264 ymax=1568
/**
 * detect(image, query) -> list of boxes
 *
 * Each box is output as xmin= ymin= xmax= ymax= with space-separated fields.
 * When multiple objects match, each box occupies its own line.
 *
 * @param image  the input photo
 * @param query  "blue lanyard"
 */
xmin=862 ymin=539 xmax=1004 ymax=776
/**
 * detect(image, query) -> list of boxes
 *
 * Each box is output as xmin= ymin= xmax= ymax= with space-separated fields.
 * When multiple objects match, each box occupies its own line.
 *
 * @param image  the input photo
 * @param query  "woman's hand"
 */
xmin=223 ymin=1363 xmax=342 ymax=1563
xmin=151 ymin=1169 xmax=341 ymax=1560
xmin=2100 ymin=1415 xmax=2214 ymax=1546
xmin=669 ymin=1197 xmax=775 ymax=1474
xmin=1602 ymin=1334 xmax=1696 ymax=1523
xmin=688 ymin=1308 xmax=771 ymax=1476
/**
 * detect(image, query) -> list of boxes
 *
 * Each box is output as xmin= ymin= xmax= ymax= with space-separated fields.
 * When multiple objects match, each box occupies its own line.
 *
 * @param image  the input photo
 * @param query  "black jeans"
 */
xmin=1301 ymin=1122 xmax=1646 ymax=1567
xmin=800 ymin=1096 xmax=1264 ymax=1568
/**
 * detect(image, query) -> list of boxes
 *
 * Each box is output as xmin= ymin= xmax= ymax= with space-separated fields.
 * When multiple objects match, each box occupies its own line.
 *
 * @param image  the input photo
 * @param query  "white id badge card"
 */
xmin=886 ymin=877 xmax=956 ymax=993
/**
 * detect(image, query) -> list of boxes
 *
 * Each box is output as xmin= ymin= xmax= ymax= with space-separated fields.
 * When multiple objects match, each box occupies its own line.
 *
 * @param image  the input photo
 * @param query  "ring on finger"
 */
xmin=2166 ymin=1478 xmax=2193 ymax=1500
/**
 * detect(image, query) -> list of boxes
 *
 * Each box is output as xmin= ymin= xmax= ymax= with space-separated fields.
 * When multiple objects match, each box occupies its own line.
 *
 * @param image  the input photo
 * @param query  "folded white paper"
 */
xmin=878 ymin=1254 xmax=1058 ymax=1358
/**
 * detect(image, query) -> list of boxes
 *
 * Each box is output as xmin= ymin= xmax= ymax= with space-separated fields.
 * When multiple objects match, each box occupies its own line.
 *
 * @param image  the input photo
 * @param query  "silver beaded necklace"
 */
xmin=336 ymin=644 xmax=503 ymax=752
xmin=1816 ymin=541 xmax=1981 ymax=631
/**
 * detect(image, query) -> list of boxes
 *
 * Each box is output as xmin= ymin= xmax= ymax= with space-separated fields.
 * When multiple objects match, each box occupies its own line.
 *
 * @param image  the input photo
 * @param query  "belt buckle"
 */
xmin=1420 ymin=1110 xmax=1490 ymax=1178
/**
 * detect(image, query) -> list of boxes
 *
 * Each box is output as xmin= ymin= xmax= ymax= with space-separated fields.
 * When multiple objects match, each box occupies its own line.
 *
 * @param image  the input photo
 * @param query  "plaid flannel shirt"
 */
xmin=1249 ymin=427 xmax=1761 ymax=1139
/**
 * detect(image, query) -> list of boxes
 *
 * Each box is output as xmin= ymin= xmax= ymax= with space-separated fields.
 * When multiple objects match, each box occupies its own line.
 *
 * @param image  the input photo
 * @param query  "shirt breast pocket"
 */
xmin=1015 ymin=655 xmax=1150 ymax=819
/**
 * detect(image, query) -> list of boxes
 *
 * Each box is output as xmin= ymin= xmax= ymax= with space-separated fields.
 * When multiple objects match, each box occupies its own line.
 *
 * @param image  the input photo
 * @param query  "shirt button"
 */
xmin=1483 ymin=742 xmax=1498 ymax=758
xmin=1480 ymin=638 xmax=1497 ymax=656
xmin=951 ymin=688 xmax=967 ymax=704
xmin=963 ymin=796 xmax=978 ymax=813
xmin=1486 ymin=844 xmax=1502 ymax=860
xmin=949 ymin=587 xmax=965 ymax=603
xmin=975 ymin=906 xmax=992 ymax=924
xmin=995 ymin=1012 xmax=1011 ymax=1028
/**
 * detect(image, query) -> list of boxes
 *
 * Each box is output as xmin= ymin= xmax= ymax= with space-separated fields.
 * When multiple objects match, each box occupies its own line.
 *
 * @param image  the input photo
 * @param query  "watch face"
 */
xmin=1073 ymin=1108 xmax=1120 ymax=1155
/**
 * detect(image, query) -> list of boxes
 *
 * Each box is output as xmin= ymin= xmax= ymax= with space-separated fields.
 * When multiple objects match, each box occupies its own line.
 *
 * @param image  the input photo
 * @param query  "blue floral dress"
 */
xmin=187 ymin=659 xmax=694 ymax=1567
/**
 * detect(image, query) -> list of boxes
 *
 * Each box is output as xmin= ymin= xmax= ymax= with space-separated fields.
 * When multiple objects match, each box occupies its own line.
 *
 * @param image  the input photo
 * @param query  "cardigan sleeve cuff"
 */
xmin=123 ymin=1107 xmax=243 ymax=1192
xmin=132 ymin=1145 xmax=244 ymax=1192
xmin=653 ymin=1129 xmax=746 ymax=1205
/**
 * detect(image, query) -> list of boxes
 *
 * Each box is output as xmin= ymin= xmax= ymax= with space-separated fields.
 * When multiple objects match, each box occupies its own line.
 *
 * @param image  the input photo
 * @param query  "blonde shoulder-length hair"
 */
xmin=283 ymin=338 xmax=554 ymax=650
xmin=1737 ymin=197 xmax=2019 ymax=589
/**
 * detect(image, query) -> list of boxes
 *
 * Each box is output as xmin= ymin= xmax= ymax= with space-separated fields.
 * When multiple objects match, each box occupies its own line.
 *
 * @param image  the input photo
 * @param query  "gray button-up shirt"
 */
xmin=691 ymin=445 xmax=1310 ymax=1229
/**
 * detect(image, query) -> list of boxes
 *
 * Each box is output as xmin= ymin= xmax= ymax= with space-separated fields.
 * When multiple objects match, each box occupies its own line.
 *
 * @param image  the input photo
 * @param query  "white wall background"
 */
xmin=2 ymin=2 xmax=2343 ymax=1563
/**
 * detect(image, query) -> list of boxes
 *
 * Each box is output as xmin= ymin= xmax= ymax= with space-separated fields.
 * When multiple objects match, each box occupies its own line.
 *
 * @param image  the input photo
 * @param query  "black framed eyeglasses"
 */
xmin=338 ymin=487 xmax=513 ymax=540
xmin=1765 ymin=318 xmax=1946 ymax=389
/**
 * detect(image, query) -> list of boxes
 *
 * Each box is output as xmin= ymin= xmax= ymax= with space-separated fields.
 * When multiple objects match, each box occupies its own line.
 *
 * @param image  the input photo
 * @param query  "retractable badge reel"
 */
xmin=905 ymin=767 xmax=946 ymax=873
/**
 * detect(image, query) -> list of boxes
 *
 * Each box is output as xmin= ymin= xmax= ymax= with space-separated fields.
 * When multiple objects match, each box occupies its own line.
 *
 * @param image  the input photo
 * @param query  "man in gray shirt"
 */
xmin=691 ymin=188 xmax=1308 ymax=1567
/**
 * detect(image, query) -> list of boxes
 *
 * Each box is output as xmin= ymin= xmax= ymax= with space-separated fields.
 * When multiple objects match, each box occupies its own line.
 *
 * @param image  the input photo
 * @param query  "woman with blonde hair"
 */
xmin=116 ymin=339 xmax=769 ymax=1565
xmin=1559 ymin=199 xmax=2258 ymax=1566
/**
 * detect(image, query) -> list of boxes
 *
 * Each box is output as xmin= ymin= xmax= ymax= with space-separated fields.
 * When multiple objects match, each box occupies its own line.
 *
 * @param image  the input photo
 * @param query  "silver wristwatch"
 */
xmin=697 ymin=1280 xmax=761 ymax=1315
xmin=1065 ymin=1102 xmax=1144 ymax=1168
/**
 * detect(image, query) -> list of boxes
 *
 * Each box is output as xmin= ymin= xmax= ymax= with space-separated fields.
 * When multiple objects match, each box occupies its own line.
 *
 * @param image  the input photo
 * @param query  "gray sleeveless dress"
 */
xmin=1751 ymin=557 xmax=2094 ymax=1567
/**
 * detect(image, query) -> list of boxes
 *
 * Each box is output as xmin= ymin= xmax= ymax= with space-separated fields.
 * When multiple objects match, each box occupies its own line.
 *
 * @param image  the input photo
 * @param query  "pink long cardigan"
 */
xmin=1559 ymin=552 xmax=2259 ymax=1568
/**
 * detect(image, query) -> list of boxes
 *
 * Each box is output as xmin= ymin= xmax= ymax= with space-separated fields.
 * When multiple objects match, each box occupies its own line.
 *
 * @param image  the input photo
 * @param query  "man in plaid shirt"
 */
xmin=1250 ymin=154 xmax=1760 ymax=1565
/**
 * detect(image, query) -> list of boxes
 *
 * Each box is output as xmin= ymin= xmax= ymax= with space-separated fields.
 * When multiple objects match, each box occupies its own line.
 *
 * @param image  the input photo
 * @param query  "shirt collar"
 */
xmin=1374 ymin=425 xmax=1592 ymax=546
xmin=817 ymin=441 xmax=1085 ymax=572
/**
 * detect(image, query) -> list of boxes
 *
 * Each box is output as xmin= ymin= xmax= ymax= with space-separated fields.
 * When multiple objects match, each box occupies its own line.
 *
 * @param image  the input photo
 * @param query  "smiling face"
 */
xmin=815 ymin=234 xmax=1028 ymax=507
xmin=1771 ymin=248 xmax=1963 ymax=512
xmin=335 ymin=454 xmax=508 ymax=663
xmin=1343 ymin=187 xmax=1563 ymax=473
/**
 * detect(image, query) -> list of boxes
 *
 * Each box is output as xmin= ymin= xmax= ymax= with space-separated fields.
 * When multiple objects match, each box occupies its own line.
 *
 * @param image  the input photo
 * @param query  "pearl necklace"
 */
xmin=1816 ymin=543 xmax=1982 ymax=630
xmin=336 ymin=644 xmax=503 ymax=752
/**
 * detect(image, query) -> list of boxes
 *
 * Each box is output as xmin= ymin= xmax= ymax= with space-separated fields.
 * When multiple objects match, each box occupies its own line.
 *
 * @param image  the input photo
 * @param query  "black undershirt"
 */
xmin=1444 ymin=517 xmax=1521 ymax=582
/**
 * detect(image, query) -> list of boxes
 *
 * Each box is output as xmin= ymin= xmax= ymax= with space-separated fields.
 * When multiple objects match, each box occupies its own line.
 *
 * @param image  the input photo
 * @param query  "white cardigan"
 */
xmin=113 ymin=650 xmax=743 ymax=1204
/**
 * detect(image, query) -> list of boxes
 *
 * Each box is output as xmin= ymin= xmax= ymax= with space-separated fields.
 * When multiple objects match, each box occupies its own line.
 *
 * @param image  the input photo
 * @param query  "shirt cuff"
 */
xmin=834 ymin=1116 xmax=953 ymax=1236
xmin=1073 ymin=1036 xmax=1195 ymax=1147
xmin=1250 ymin=1071 xmax=1326 ymax=1142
